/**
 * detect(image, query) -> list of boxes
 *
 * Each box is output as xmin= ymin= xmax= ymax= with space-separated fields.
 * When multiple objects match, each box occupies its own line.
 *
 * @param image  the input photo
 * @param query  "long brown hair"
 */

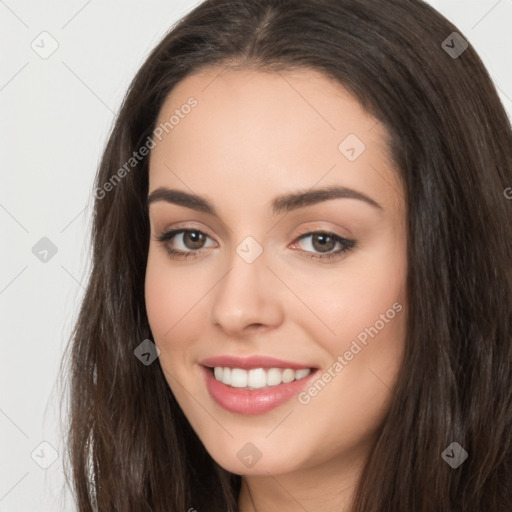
xmin=61 ymin=0 xmax=512 ymax=510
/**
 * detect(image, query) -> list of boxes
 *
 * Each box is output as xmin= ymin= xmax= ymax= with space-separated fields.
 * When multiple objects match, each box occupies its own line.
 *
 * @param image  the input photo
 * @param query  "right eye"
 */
xmin=156 ymin=228 xmax=216 ymax=259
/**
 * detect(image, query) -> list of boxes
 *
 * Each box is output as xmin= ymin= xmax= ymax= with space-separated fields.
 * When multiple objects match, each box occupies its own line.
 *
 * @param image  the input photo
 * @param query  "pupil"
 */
xmin=313 ymin=234 xmax=334 ymax=252
xmin=187 ymin=231 xmax=204 ymax=248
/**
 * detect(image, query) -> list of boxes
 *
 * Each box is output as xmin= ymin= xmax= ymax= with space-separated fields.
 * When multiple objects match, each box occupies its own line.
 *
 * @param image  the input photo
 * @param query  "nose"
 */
xmin=210 ymin=246 xmax=284 ymax=337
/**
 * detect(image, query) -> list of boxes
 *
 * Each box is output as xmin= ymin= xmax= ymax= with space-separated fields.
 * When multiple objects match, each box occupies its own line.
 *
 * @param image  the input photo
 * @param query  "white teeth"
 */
xmin=212 ymin=367 xmax=312 ymax=389
xmin=230 ymin=368 xmax=248 ymax=388
xmin=281 ymin=369 xmax=295 ymax=383
xmin=266 ymin=368 xmax=282 ymax=386
xmin=295 ymin=368 xmax=311 ymax=380
xmin=214 ymin=366 xmax=223 ymax=381
xmin=248 ymin=368 xmax=267 ymax=389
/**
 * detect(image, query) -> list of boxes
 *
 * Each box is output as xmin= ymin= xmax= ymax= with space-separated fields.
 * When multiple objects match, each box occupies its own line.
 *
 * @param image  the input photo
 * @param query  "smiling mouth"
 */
xmin=207 ymin=366 xmax=316 ymax=390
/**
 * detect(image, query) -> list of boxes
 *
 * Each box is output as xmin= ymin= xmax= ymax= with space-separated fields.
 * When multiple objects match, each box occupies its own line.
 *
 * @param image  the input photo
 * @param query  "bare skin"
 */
xmin=145 ymin=66 xmax=408 ymax=511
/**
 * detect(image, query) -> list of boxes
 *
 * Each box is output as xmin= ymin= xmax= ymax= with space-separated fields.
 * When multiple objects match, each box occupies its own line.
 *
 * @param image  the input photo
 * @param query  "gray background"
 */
xmin=1 ymin=1 xmax=511 ymax=510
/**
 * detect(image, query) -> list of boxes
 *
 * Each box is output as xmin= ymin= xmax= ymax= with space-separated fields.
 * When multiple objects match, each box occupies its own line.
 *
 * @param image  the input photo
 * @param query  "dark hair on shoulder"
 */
xmin=61 ymin=0 xmax=512 ymax=510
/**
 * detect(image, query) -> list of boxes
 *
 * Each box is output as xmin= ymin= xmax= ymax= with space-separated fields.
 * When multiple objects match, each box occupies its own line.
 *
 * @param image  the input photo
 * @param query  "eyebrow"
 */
xmin=147 ymin=184 xmax=383 ymax=215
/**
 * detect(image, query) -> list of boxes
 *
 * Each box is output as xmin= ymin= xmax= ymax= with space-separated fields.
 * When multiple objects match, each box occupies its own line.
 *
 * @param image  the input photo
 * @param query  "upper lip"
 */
xmin=199 ymin=355 xmax=316 ymax=370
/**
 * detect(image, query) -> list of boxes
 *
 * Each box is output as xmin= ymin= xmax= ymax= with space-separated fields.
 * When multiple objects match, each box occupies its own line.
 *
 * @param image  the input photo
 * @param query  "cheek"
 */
xmin=292 ymin=243 xmax=407 ymax=355
xmin=144 ymin=250 xmax=194 ymax=357
xmin=145 ymin=252 xmax=172 ymax=338
xmin=321 ymin=252 xmax=407 ymax=409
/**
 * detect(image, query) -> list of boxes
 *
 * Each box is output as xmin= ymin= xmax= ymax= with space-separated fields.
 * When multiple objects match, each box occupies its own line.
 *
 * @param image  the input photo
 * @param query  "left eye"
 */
xmin=155 ymin=228 xmax=356 ymax=261
xmin=292 ymin=231 xmax=355 ymax=259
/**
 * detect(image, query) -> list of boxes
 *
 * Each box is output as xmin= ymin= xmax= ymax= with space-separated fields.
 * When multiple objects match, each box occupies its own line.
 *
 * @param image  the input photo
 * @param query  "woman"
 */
xmin=63 ymin=0 xmax=512 ymax=510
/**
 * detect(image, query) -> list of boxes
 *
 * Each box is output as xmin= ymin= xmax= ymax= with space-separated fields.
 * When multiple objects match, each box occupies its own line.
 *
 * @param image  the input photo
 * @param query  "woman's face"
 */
xmin=145 ymin=66 xmax=408 ymax=478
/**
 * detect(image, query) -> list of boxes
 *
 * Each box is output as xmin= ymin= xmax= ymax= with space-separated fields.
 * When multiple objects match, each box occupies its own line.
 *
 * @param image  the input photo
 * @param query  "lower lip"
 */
xmin=201 ymin=365 xmax=317 ymax=415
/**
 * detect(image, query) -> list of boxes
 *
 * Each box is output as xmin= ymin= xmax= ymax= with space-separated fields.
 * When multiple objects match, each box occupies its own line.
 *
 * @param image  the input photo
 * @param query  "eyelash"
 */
xmin=155 ymin=226 xmax=356 ymax=262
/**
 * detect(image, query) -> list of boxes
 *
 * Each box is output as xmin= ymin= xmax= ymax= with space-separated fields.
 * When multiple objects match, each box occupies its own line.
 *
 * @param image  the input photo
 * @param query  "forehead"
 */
xmin=148 ymin=66 xmax=402 ymax=214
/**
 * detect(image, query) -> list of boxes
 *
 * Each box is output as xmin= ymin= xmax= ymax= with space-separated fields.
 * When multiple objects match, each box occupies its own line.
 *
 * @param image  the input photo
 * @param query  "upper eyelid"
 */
xmin=157 ymin=224 xmax=216 ymax=241
xmin=155 ymin=226 xmax=355 ymax=265
xmin=154 ymin=218 xmax=352 ymax=238
xmin=157 ymin=226 xmax=352 ymax=247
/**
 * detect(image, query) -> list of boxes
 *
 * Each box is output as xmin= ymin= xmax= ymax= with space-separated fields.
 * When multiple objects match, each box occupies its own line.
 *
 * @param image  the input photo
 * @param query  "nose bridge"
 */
xmin=210 ymin=235 xmax=282 ymax=333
